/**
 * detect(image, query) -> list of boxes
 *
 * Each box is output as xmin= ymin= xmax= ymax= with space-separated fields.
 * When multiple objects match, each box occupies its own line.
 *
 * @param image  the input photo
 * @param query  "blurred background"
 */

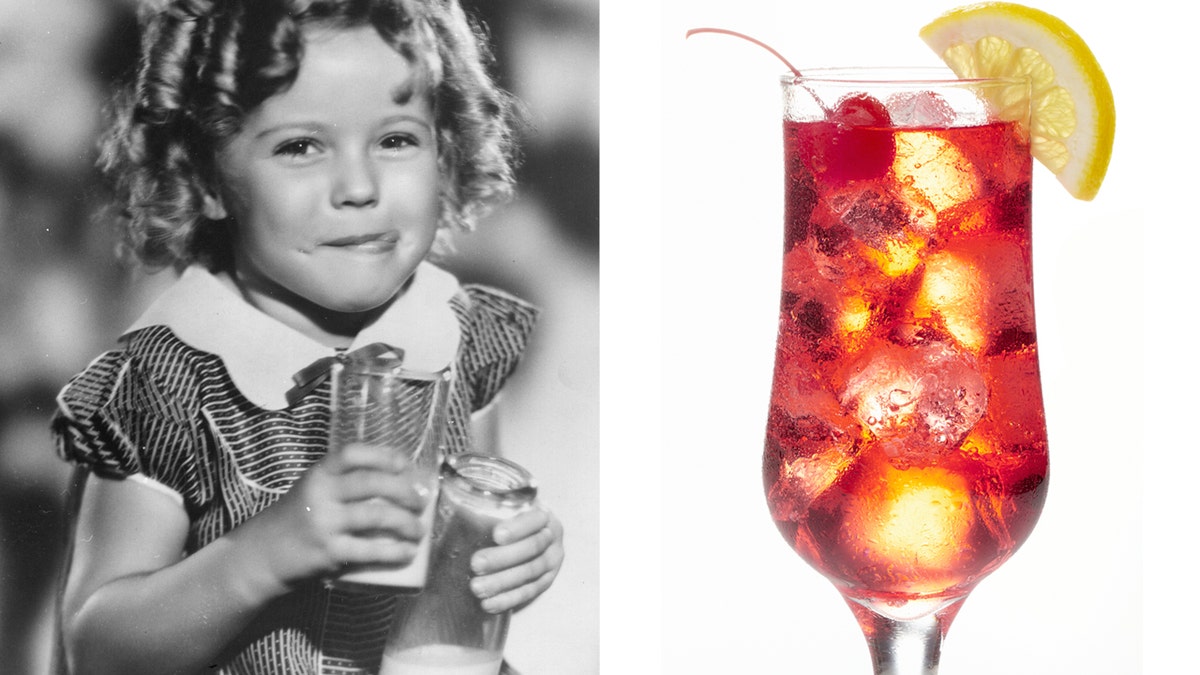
xmin=0 ymin=0 xmax=597 ymax=673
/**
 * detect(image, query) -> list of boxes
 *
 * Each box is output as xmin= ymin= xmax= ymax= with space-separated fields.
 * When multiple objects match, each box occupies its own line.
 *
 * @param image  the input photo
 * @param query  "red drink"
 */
xmin=764 ymin=94 xmax=1048 ymax=613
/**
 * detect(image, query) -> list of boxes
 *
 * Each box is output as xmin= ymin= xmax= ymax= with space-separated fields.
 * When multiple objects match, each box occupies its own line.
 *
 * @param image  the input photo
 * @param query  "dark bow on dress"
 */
xmin=285 ymin=342 xmax=403 ymax=406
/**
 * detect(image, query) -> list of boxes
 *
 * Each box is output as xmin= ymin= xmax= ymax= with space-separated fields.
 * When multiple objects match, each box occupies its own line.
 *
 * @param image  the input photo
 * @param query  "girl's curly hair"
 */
xmin=100 ymin=0 xmax=518 ymax=270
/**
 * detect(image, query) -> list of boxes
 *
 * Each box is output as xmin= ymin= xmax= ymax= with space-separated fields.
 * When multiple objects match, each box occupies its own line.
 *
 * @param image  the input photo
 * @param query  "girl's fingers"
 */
xmin=489 ymin=507 xmax=551 ymax=545
xmin=342 ymin=499 xmax=426 ymax=540
xmin=331 ymin=442 xmax=425 ymax=476
xmin=326 ymin=443 xmax=434 ymax=510
xmin=332 ymin=533 xmax=419 ymax=568
xmin=329 ymin=442 xmax=400 ymax=472
xmin=475 ymin=568 xmax=559 ymax=614
xmin=466 ymin=505 xmax=564 ymax=611
xmin=472 ymin=504 xmax=563 ymax=573
xmin=471 ymin=524 xmax=555 ymax=575
xmin=337 ymin=469 xmax=431 ymax=510
xmin=469 ymin=525 xmax=563 ymax=600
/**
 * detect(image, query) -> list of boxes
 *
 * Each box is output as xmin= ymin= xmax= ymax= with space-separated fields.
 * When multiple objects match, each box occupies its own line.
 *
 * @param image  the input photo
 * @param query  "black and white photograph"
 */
xmin=0 ymin=0 xmax=596 ymax=673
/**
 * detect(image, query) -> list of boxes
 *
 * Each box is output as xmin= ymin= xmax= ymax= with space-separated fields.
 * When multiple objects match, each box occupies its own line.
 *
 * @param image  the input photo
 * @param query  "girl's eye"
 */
xmin=380 ymin=133 xmax=419 ymax=152
xmin=273 ymin=138 xmax=319 ymax=158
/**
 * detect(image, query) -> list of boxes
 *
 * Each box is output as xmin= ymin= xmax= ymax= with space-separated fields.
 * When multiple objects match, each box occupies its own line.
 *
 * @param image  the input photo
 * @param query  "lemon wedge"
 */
xmin=920 ymin=2 xmax=1115 ymax=200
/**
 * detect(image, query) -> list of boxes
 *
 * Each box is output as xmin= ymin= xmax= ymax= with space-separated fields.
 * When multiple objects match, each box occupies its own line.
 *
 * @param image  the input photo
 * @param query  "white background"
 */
xmin=602 ymin=0 xmax=1189 ymax=673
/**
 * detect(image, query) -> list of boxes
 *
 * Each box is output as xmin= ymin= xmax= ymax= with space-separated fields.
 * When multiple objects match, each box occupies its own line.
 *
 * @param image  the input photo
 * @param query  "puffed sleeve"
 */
xmin=52 ymin=347 xmax=206 ymax=508
xmin=454 ymin=285 xmax=539 ymax=412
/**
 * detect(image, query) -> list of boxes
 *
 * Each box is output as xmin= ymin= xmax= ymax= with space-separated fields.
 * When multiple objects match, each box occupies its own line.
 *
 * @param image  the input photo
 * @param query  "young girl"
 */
xmin=50 ymin=1 xmax=564 ymax=673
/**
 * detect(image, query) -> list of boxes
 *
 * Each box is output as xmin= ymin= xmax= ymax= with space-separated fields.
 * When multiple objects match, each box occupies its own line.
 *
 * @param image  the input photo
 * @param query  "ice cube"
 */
xmin=886 ymin=91 xmax=956 ymax=128
xmin=766 ymin=350 xmax=861 ymax=519
xmin=938 ymin=183 xmax=1031 ymax=238
xmin=893 ymin=131 xmax=980 ymax=212
xmin=910 ymin=234 xmax=1035 ymax=354
xmin=842 ymin=187 xmax=911 ymax=245
xmin=784 ymin=172 xmax=818 ymax=249
xmin=972 ymin=348 xmax=1047 ymax=452
xmin=949 ymin=121 xmax=1032 ymax=200
xmin=770 ymin=347 xmax=843 ymax=423
xmin=782 ymin=245 xmax=839 ymax=299
xmin=837 ymin=295 xmax=874 ymax=347
xmin=840 ymin=341 xmax=987 ymax=451
xmin=915 ymin=347 xmax=989 ymax=446
xmin=840 ymin=341 xmax=924 ymax=439
xmin=854 ymin=464 xmax=976 ymax=577
xmin=810 ymin=183 xmax=936 ymax=278
xmin=765 ymin=408 xmax=858 ymax=520
xmin=912 ymin=249 xmax=986 ymax=353
xmin=780 ymin=241 xmax=884 ymax=357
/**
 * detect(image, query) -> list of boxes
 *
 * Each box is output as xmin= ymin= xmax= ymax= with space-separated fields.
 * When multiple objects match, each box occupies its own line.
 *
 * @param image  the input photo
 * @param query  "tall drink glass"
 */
xmin=328 ymin=356 xmax=451 ymax=591
xmin=764 ymin=69 xmax=1047 ymax=673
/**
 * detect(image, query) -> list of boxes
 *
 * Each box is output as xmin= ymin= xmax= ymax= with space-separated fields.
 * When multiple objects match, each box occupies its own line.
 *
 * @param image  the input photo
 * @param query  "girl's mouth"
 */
xmin=323 ymin=231 xmax=400 ymax=252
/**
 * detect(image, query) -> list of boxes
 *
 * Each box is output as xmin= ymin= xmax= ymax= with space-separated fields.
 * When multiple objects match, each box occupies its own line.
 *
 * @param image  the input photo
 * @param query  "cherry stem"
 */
xmin=686 ymin=27 xmax=803 ymax=78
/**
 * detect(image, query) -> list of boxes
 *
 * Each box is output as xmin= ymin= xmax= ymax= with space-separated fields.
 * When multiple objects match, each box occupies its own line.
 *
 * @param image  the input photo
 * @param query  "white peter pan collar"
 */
xmin=123 ymin=261 xmax=462 ymax=410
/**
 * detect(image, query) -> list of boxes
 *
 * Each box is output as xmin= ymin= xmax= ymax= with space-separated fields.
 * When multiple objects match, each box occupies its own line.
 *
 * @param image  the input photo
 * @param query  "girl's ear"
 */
xmin=201 ymin=192 xmax=228 ymax=221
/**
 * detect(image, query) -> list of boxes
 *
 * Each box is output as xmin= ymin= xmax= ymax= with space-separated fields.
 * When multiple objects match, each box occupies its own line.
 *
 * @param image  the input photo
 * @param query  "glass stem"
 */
xmin=865 ymin=612 xmax=942 ymax=675
xmin=849 ymin=598 xmax=964 ymax=675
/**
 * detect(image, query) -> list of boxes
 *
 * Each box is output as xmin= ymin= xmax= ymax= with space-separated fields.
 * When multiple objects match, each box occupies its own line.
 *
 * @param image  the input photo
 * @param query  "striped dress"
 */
xmin=51 ymin=267 xmax=536 ymax=675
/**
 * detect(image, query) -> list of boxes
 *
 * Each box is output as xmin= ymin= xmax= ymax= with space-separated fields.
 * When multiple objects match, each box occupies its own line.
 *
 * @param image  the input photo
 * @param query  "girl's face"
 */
xmin=212 ymin=25 xmax=441 ymax=342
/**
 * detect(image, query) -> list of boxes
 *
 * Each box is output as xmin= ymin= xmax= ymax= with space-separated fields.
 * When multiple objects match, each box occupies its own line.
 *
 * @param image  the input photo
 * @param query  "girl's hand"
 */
xmin=250 ymin=442 xmax=432 ymax=590
xmin=468 ymin=504 xmax=565 ymax=613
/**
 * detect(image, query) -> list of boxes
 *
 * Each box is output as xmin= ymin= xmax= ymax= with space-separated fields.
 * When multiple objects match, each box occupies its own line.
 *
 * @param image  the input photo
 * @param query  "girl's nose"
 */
xmin=332 ymin=153 xmax=379 ymax=208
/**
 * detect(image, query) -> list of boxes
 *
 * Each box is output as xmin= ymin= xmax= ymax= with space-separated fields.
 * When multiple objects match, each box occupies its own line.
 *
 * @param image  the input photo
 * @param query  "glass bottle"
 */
xmin=381 ymin=453 xmax=538 ymax=675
